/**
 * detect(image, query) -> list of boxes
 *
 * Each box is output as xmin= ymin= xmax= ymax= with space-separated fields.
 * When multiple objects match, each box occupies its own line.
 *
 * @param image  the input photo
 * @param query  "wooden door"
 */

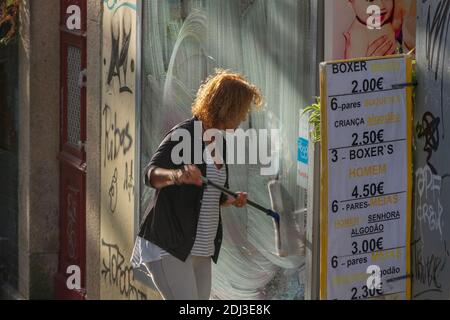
xmin=54 ymin=0 xmax=87 ymax=300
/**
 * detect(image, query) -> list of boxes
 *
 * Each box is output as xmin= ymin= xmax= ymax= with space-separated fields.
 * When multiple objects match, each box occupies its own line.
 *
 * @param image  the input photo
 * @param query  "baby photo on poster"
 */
xmin=325 ymin=0 xmax=416 ymax=60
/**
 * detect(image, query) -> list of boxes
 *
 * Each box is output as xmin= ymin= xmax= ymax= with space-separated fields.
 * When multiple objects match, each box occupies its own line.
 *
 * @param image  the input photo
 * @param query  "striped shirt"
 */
xmin=159 ymin=152 xmax=226 ymax=258
xmin=191 ymin=159 xmax=226 ymax=256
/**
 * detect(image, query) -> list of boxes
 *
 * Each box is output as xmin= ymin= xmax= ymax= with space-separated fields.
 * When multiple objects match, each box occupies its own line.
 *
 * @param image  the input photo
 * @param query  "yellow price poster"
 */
xmin=320 ymin=55 xmax=413 ymax=300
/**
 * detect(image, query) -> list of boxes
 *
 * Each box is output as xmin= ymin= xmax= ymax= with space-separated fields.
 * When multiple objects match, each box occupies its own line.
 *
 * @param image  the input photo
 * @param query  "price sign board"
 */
xmin=319 ymin=55 xmax=413 ymax=300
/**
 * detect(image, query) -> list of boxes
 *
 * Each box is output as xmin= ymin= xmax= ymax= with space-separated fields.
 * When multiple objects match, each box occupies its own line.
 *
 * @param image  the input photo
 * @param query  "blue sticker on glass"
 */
xmin=298 ymin=137 xmax=309 ymax=165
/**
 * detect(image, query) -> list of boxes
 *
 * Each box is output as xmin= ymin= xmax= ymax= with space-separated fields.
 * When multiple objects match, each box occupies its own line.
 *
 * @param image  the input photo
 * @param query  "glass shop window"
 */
xmin=140 ymin=0 xmax=317 ymax=299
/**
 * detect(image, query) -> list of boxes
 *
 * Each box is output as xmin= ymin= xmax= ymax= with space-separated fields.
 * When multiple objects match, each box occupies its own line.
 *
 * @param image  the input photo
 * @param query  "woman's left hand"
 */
xmin=224 ymin=192 xmax=248 ymax=208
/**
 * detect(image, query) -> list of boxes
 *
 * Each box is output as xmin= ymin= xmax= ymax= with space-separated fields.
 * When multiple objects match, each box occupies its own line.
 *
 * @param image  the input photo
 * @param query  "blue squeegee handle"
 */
xmin=201 ymin=177 xmax=269 ymax=214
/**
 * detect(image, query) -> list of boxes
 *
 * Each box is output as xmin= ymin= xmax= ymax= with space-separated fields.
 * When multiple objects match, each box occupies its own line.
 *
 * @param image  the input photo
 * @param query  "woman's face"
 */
xmin=350 ymin=0 xmax=394 ymax=26
xmin=229 ymin=117 xmax=245 ymax=131
xmin=214 ymin=101 xmax=251 ymax=131
xmin=219 ymin=113 xmax=248 ymax=131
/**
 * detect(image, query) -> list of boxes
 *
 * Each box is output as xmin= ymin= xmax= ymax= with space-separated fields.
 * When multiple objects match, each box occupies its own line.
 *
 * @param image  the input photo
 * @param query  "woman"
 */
xmin=131 ymin=69 xmax=263 ymax=300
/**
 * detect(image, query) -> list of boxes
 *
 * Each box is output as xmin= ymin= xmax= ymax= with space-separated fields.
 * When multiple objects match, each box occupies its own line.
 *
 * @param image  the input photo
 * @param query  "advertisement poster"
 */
xmin=320 ymin=55 xmax=413 ymax=300
xmin=324 ymin=0 xmax=416 ymax=60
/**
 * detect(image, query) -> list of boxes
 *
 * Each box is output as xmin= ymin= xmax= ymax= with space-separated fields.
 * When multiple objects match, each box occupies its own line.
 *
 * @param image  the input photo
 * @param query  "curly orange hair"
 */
xmin=192 ymin=69 xmax=263 ymax=129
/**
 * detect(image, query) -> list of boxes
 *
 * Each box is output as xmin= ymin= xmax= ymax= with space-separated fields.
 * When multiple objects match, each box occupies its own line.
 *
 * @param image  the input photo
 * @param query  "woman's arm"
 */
xmin=148 ymin=167 xmax=181 ymax=189
xmin=148 ymin=165 xmax=203 ymax=189
xmin=143 ymin=127 xmax=203 ymax=189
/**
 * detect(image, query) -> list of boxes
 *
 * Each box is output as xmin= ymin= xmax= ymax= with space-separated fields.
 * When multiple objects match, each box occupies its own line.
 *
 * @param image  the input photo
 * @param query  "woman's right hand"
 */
xmin=177 ymin=165 xmax=203 ymax=187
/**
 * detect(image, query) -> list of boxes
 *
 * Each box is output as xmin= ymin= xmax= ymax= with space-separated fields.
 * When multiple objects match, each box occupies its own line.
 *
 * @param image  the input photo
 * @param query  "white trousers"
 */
xmin=144 ymin=255 xmax=212 ymax=300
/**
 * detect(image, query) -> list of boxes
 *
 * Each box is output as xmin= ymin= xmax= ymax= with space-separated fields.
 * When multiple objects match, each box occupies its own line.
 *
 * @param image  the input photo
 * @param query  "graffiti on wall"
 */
xmin=123 ymin=160 xmax=134 ymax=203
xmin=415 ymin=165 xmax=444 ymax=239
xmin=412 ymin=237 xmax=449 ymax=298
xmin=103 ymin=102 xmax=134 ymax=215
xmin=106 ymin=15 xmax=134 ymax=94
xmin=101 ymin=0 xmax=141 ymax=299
xmin=103 ymin=104 xmax=134 ymax=167
xmin=106 ymin=161 xmax=134 ymax=215
xmin=108 ymin=168 xmax=118 ymax=214
xmin=413 ymin=118 xmax=450 ymax=298
xmin=424 ymin=0 xmax=450 ymax=139
xmin=101 ymin=239 xmax=147 ymax=300
xmin=414 ymin=0 xmax=450 ymax=300
xmin=104 ymin=0 xmax=136 ymax=94
xmin=416 ymin=112 xmax=441 ymax=175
